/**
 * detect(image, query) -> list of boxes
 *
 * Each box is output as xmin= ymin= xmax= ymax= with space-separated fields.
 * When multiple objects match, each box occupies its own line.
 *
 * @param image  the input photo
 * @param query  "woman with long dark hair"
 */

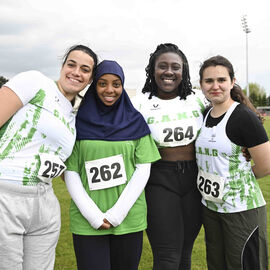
xmin=0 ymin=44 xmax=97 ymax=269
xmin=196 ymin=55 xmax=270 ymax=269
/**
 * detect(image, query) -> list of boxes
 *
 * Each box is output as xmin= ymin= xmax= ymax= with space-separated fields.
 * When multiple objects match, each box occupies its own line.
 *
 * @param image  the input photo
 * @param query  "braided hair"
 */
xmin=142 ymin=43 xmax=193 ymax=99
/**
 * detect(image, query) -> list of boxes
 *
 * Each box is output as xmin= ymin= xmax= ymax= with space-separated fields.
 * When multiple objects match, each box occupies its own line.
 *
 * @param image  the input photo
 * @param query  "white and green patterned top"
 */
xmin=132 ymin=90 xmax=208 ymax=148
xmin=0 ymin=70 xmax=76 ymax=185
xmin=195 ymin=102 xmax=266 ymax=213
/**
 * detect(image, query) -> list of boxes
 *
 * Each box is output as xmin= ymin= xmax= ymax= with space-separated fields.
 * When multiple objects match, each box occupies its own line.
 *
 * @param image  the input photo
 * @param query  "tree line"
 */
xmin=0 ymin=75 xmax=269 ymax=107
xmin=243 ymin=83 xmax=270 ymax=107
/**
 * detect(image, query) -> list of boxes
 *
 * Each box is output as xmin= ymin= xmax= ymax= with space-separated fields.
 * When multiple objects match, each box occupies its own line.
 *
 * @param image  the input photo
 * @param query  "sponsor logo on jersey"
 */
xmin=151 ymin=104 xmax=160 ymax=110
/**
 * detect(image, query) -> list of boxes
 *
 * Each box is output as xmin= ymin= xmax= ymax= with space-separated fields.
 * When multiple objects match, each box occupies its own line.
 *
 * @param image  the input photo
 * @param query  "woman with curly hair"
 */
xmin=132 ymin=43 xmax=208 ymax=270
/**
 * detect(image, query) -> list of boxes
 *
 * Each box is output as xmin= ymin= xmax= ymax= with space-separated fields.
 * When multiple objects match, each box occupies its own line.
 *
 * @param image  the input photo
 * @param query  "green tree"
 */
xmin=266 ymin=96 xmax=270 ymax=106
xmin=0 ymin=76 xmax=8 ymax=88
xmin=244 ymin=82 xmax=267 ymax=107
xmin=260 ymin=93 xmax=267 ymax=106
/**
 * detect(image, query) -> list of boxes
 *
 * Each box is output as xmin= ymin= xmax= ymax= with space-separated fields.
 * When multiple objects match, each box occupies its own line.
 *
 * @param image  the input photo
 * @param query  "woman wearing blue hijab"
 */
xmin=64 ymin=60 xmax=160 ymax=270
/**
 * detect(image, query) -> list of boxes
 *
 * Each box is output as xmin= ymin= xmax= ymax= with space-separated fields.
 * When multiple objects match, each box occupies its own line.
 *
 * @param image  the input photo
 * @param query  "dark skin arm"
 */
xmin=99 ymin=218 xmax=112 ymax=230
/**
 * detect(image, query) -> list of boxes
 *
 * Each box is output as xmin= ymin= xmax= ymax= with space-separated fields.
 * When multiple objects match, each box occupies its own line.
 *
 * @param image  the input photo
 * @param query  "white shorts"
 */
xmin=0 ymin=181 xmax=61 ymax=270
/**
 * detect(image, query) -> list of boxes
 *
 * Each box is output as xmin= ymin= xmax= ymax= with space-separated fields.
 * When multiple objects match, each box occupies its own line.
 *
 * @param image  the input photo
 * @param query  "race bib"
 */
xmin=197 ymin=170 xmax=225 ymax=203
xmin=158 ymin=121 xmax=196 ymax=147
xmin=38 ymin=153 xmax=66 ymax=183
xmin=85 ymin=155 xmax=127 ymax=191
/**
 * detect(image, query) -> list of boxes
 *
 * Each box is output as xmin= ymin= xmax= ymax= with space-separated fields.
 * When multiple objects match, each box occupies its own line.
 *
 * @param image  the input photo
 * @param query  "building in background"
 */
xmin=257 ymin=106 xmax=270 ymax=116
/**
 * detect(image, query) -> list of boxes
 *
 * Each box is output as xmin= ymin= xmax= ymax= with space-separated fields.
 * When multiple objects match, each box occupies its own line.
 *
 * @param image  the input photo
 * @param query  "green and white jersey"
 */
xmin=195 ymin=102 xmax=266 ymax=213
xmin=0 ymin=70 xmax=76 ymax=185
xmin=132 ymin=90 xmax=207 ymax=148
xmin=65 ymin=135 xmax=160 ymax=235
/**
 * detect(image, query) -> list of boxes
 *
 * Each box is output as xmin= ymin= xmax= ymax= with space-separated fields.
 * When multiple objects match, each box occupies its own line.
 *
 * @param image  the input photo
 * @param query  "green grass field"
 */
xmin=54 ymin=117 xmax=270 ymax=270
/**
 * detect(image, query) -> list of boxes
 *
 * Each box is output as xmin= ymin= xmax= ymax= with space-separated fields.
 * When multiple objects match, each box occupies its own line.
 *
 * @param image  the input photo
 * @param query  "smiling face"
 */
xmin=200 ymin=65 xmax=235 ymax=105
xmin=96 ymin=74 xmax=123 ymax=106
xmin=57 ymin=50 xmax=95 ymax=101
xmin=154 ymin=52 xmax=183 ymax=99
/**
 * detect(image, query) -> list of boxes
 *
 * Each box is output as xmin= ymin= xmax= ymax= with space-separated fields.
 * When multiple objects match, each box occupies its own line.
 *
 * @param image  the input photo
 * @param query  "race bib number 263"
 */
xmin=197 ymin=170 xmax=225 ymax=203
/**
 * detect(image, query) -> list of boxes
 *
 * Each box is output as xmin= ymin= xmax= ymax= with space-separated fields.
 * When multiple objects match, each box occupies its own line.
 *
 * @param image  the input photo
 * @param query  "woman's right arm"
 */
xmin=64 ymin=170 xmax=109 ymax=229
xmin=0 ymin=86 xmax=23 ymax=128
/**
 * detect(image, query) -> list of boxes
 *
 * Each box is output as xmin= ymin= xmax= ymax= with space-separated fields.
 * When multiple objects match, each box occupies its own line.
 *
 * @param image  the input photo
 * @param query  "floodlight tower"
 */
xmin=241 ymin=15 xmax=251 ymax=97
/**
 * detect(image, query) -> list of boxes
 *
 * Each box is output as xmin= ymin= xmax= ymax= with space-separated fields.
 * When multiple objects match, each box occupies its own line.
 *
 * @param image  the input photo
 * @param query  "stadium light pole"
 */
xmin=241 ymin=15 xmax=251 ymax=98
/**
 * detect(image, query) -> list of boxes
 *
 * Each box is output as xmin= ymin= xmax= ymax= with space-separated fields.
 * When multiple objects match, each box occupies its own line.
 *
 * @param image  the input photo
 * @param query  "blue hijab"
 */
xmin=76 ymin=60 xmax=150 ymax=141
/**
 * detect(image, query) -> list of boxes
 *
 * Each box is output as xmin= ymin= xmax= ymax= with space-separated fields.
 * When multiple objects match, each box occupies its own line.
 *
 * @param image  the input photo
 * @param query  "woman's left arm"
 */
xmin=105 ymin=163 xmax=151 ymax=227
xmin=249 ymin=141 xmax=270 ymax=178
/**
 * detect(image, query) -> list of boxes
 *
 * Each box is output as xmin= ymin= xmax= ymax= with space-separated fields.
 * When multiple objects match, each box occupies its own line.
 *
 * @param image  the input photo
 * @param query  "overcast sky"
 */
xmin=1 ymin=0 xmax=269 ymax=95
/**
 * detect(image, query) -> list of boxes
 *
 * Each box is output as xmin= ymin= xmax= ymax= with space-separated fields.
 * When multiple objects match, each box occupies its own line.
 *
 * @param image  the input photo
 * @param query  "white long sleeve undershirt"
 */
xmin=64 ymin=170 xmax=104 ymax=229
xmin=105 ymin=163 xmax=151 ymax=227
xmin=64 ymin=163 xmax=151 ymax=229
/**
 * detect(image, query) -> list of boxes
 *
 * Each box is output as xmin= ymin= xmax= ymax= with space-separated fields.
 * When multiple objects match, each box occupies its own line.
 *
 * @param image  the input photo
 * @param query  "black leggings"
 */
xmin=73 ymin=231 xmax=143 ymax=270
xmin=146 ymin=160 xmax=202 ymax=270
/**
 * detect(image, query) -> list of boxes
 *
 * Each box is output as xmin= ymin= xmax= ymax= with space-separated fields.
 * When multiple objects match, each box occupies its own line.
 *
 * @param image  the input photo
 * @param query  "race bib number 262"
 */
xmin=85 ymin=155 xmax=127 ymax=191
